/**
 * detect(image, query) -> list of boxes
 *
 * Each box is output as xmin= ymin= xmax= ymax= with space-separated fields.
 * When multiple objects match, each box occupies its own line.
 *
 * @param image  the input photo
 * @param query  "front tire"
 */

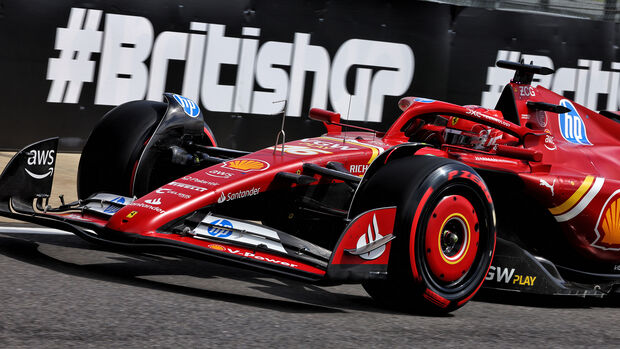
xmin=77 ymin=101 xmax=165 ymax=199
xmin=351 ymin=156 xmax=495 ymax=314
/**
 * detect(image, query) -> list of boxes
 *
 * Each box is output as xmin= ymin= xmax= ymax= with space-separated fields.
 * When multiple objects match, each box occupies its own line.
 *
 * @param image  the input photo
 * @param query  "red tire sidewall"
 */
xmin=403 ymin=163 xmax=496 ymax=308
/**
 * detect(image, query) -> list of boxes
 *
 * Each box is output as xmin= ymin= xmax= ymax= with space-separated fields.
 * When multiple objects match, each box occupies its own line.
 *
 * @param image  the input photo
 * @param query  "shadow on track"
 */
xmin=474 ymin=288 xmax=619 ymax=309
xmin=9 ymin=231 xmax=608 ymax=315
xmin=0 ymin=232 xmax=398 ymax=315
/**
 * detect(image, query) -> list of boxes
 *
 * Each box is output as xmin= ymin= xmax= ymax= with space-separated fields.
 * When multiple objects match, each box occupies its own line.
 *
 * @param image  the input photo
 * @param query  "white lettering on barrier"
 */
xmin=46 ymin=8 xmax=415 ymax=122
xmin=483 ymin=50 xmax=620 ymax=111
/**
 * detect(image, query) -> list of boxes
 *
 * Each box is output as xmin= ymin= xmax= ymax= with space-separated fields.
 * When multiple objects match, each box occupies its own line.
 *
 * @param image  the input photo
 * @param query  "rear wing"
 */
xmin=493 ymin=60 xmax=564 ymax=127
xmin=496 ymin=60 xmax=554 ymax=85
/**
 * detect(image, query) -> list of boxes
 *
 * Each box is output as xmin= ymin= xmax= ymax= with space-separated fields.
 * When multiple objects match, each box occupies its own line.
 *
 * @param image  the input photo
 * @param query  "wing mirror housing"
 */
xmin=309 ymin=108 xmax=342 ymax=133
xmin=309 ymin=108 xmax=341 ymax=124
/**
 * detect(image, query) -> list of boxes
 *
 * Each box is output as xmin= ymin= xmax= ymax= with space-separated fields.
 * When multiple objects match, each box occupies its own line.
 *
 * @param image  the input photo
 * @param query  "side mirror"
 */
xmin=309 ymin=108 xmax=341 ymax=124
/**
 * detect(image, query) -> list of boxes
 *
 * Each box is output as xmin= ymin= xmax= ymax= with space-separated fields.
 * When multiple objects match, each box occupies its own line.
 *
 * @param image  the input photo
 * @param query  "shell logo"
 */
xmin=222 ymin=159 xmax=270 ymax=172
xmin=207 ymin=244 xmax=226 ymax=251
xmin=593 ymin=190 xmax=620 ymax=250
xmin=600 ymin=198 xmax=620 ymax=244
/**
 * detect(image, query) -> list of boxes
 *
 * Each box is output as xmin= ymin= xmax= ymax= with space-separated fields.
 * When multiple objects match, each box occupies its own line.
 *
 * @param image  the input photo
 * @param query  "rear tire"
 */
xmin=350 ymin=156 xmax=495 ymax=314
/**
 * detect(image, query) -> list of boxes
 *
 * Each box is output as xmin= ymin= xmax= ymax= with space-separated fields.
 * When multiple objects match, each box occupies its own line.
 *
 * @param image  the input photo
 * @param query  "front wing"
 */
xmin=0 ymin=138 xmax=399 ymax=284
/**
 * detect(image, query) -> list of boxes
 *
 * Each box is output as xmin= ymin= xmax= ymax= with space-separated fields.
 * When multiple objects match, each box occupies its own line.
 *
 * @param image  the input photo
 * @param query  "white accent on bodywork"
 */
xmin=554 ymin=177 xmax=605 ymax=222
xmin=84 ymin=193 xmax=135 ymax=215
xmin=193 ymin=214 xmax=287 ymax=253
xmin=25 ymin=167 xmax=54 ymax=179
xmin=0 ymin=226 xmax=72 ymax=235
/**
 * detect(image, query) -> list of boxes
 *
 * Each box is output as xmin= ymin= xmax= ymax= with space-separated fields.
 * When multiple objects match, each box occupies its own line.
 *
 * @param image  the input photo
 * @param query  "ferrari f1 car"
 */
xmin=1 ymin=60 xmax=620 ymax=314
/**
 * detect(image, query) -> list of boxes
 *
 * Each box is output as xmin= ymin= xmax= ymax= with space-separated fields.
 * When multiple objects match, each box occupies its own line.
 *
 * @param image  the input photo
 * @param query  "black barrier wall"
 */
xmin=0 ymin=1 xmax=618 ymax=151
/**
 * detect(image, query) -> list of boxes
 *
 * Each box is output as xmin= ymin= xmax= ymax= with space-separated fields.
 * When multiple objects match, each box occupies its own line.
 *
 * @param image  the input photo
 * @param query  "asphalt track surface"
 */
xmin=1 ymin=225 xmax=620 ymax=348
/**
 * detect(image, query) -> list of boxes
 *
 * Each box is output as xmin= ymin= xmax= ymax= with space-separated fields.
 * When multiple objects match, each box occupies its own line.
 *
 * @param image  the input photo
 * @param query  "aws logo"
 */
xmin=558 ymin=99 xmax=592 ymax=146
xmin=25 ymin=149 xmax=55 ymax=179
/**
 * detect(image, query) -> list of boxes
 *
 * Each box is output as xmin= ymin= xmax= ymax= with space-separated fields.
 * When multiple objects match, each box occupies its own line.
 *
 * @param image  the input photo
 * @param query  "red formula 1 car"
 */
xmin=1 ymin=61 xmax=620 ymax=314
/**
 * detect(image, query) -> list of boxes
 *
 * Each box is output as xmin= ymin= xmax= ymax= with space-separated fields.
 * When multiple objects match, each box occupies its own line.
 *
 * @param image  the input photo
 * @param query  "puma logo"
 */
xmin=539 ymin=178 xmax=556 ymax=196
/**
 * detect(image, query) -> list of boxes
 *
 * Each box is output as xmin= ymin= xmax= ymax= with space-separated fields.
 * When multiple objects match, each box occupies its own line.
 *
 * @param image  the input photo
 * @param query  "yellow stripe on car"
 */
xmin=320 ymin=136 xmax=384 ymax=164
xmin=548 ymin=175 xmax=594 ymax=215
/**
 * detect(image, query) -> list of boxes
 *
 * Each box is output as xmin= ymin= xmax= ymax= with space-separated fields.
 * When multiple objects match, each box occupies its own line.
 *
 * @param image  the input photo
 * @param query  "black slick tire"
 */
xmin=350 ymin=155 xmax=496 ymax=314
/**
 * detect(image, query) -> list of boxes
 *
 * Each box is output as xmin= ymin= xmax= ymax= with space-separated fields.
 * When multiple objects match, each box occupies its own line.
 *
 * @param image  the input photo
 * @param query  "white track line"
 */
xmin=0 ymin=226 xmax=72 ymax=235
